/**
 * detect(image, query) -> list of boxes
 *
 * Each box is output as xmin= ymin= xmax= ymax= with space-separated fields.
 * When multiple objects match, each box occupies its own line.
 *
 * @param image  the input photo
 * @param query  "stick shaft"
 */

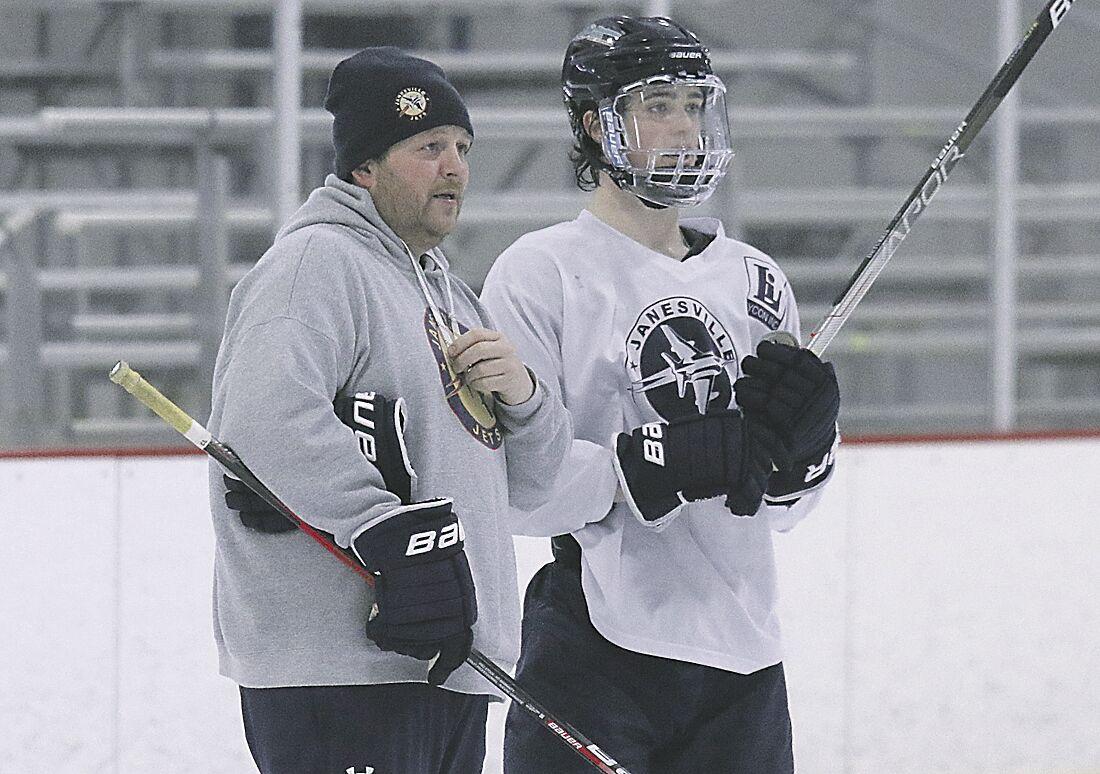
xmin=109 ymin=361 xmax=632 ymax=774
xmin=806 ymin=0 xmax=1074 ymax=357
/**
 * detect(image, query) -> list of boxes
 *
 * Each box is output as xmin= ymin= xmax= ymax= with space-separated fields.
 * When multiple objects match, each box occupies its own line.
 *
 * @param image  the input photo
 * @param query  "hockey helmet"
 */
xmin=562 ymin=16 xmax=733 ymax=207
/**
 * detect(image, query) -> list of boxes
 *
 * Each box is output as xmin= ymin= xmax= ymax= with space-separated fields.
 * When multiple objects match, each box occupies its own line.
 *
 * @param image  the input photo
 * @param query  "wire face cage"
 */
xmin=598 ymin=73 xmax=733 ymax=206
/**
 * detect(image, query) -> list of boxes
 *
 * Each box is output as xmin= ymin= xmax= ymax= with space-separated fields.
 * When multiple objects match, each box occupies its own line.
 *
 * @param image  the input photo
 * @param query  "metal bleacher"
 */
xmin=2 ymin=0 xmax=1099 ymax=449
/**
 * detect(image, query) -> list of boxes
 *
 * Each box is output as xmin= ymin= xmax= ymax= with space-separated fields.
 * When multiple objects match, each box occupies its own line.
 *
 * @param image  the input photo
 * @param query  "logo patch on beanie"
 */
xmin=395 ymin=87 xmax=430 ymax=120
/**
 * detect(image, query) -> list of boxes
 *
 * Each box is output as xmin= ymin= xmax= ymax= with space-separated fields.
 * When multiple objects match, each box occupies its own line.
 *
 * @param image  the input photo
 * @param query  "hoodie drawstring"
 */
xmin=404 ymin=241 xmax=461 ymax=347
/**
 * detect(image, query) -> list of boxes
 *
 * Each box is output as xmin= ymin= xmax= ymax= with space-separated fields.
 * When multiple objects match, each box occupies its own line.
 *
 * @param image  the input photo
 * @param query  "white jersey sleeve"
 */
xmin=481 ymin=242 xmax=619 ymax=537
xmin=761 ymin=483 xmax=828 ymax=532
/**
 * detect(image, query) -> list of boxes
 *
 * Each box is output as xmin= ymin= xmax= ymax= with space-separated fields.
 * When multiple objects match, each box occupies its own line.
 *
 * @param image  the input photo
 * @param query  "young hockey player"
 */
xmin=480 ymin=17 xmax=841 ymax=773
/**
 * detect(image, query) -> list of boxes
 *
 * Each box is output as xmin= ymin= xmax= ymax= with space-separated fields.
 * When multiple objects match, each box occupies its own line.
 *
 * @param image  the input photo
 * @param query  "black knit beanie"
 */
xmin=324 ymin=47 xmax=474 ymax=181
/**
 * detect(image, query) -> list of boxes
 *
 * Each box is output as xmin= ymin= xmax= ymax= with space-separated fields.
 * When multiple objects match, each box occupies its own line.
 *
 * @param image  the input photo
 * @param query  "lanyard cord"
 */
xmin=405 ymin=241 xmax=460 ymax=347
xmin=404 ymin=241 xmax=497 ymax=413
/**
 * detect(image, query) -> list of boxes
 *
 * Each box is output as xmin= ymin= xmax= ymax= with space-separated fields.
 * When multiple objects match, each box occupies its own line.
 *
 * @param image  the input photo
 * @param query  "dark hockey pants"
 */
xmin=240 ymin=682 xmax=489 ymax=774
xmin=503 ymin=557 xmax=794 ymax=774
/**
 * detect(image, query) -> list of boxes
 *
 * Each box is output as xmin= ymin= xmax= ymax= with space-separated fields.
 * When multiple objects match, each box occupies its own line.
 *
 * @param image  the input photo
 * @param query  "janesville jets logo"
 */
xmin=625 ymin=297 xmax=738 ymax=419
xmin=424 ymin=308 xmax=503 ymax=449
xmin=395 ymin=87 xmax=430 ymax=120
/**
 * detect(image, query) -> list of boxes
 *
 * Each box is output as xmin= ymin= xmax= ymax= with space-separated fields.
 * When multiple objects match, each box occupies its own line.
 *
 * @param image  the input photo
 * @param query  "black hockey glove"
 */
xmin=735 ymin=339 xmax=840 ymax=464
xmin=735 ymin=339 xmax=841 ymax=503
xmin=352 ymin=498 xmax=477 ymax=686
xmin=333 ymin=391 xmax=416 ymax=503
xmin=226 ymin=391 xmax=416 ymax=532
xmin=763 ymin=432 xmax=839 ymax=505
xmin=224 ymin=473 xmax=296 ymax=533
xmin=729 ymin=417 xmax=793 ymax=516
xmin=612 ymin=409 xmax=789 ymax=526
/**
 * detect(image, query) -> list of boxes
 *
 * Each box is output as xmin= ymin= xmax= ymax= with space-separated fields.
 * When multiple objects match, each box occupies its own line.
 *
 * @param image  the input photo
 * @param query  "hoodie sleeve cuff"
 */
xmin=494 ymin=368 xmax=546 ymax=428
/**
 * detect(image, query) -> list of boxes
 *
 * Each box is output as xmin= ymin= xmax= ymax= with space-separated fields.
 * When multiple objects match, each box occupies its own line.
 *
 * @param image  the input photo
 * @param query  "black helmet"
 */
xmin=562 ymin=16 xmax=713 ymax=128
xmin=561 ymin=16 xmax=732 ymax=207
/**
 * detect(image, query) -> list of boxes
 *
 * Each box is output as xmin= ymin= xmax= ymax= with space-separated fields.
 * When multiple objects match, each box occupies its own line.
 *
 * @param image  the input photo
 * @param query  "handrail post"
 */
xmin=2 ymin=211 xmax=45 ymax=447
xmin=273 ymin=0 xmax=303 ymax=229
xmin=195 ymin=140 xmax=230 ymax=422
xmin=992 ymin=0 xmax=1021 ymax=431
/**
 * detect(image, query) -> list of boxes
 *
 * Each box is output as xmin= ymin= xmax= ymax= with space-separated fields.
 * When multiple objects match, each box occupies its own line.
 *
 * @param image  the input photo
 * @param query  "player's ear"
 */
xmin=582 ymin=110 xmax=603 ymax=145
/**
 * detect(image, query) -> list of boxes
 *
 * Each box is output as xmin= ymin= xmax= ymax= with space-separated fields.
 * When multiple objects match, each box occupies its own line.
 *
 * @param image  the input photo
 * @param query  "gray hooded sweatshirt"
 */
xmin=206 ymin=174 xmax=571 ymax=696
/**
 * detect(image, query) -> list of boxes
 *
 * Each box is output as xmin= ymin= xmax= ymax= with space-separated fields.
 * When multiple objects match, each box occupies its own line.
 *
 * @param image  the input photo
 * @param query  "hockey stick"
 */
xmin=108 ymin=361 xmax=634 ymax=774
xmin=792 ymin=0 xmax=1075 ymax=357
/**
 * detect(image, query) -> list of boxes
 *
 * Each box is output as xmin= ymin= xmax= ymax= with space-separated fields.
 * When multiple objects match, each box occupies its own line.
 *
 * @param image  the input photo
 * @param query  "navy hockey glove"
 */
xmin=227 ymin=391 xmax=416 ymax=532
xmin=352 ymin=499 xmax=477 ymax=686
xmin=612 ymin=409 xmax=788 ymax=526
xmin=763 ymin=432 xmax=839 ymax=505
xmin=333 ymin=391 xmax=416 ymax=503
xmin=224 ymin=474 xmax=296 ymax=533
xmin=736 ymin=340 xmax=840 ymax=502
xmin=735 ymin=339 xmax=840 ymax=464
xmin=728 ymin=416 xmax=792 ymax=516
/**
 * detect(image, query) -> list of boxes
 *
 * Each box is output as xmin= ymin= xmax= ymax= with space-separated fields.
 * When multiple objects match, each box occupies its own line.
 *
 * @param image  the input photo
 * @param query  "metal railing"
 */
xmin=2 ymin=0 xmax=1099 ymax=446
xmin=3 ymin=103 xmax=1100 ymax=443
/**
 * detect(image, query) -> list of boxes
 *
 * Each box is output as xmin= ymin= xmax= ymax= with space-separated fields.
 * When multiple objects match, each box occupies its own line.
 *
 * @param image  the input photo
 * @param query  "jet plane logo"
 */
xmin=625 ymin=297 xmax=738 ymax=419
xmin=395 ymin=87 xmax=430 ymax=120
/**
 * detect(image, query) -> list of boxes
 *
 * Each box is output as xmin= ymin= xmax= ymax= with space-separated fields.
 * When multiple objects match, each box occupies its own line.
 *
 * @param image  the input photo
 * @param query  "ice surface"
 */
xmin=3 ymin=440 xmax=1098 ymax=772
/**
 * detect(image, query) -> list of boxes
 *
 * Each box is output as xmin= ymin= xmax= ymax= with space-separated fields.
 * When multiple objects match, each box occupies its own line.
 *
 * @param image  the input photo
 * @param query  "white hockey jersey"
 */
xmin=480 ymin=209 xmax=828 ymax=673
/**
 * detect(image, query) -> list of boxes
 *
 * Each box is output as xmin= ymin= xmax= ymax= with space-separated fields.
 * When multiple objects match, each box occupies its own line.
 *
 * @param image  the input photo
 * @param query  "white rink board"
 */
xmin=0 ymin=457 xmax=253 ymax=773
xmin=2 ymin=438 xmax=1099 ymax=773
xmin=113 ymin=459 xmax=251 ymax=773
xmin=0 ymin=458 xmax=118 ymax=773
xmin=777 ymin=438 xmax=1100 ymax=774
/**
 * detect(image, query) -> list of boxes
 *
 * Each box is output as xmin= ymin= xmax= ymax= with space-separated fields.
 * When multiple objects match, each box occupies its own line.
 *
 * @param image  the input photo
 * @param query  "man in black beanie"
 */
xmin=208 ymin=47 xmax=571 ymax=773
xmin=327 ymin=46 xmax=477 ymax=256
xmin=325 ymin=46 xmax=475 ymax=182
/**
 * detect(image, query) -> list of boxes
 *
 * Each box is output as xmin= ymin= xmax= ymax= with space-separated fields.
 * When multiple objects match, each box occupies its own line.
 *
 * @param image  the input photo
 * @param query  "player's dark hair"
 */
xmin=569 ymin=104 xmax=603 ymax=191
